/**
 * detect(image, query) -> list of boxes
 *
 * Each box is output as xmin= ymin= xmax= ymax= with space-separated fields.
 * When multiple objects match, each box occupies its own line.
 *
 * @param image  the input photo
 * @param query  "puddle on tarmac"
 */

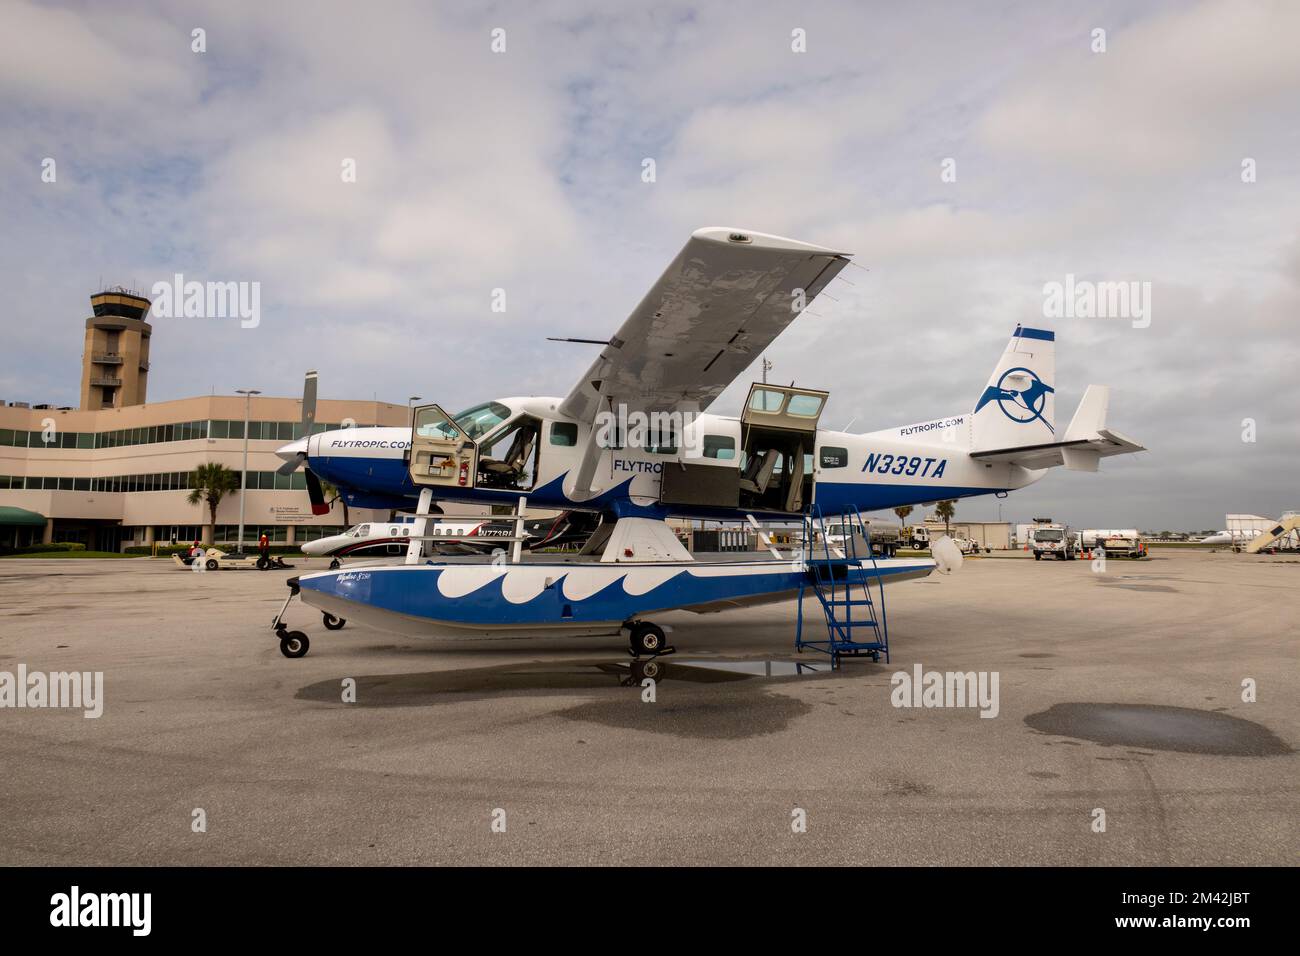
xmin=1025 ymin=703 xmax=1292 ymax=756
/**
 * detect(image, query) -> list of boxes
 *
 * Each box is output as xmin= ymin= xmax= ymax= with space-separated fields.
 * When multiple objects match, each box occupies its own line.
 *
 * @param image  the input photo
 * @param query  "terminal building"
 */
xmin=0 ymin=289 xmax=408 ymax=551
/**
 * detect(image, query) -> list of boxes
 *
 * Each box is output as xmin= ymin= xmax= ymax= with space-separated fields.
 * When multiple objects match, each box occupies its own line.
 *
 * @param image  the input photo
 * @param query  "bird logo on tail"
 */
xmin=974 ymin=367 xmax=1054 ymax=433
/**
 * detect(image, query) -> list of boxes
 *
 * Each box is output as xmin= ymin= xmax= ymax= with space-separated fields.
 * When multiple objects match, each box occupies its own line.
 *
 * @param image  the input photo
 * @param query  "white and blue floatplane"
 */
xmin=267 ymin=227 xmax=1144 ymax=661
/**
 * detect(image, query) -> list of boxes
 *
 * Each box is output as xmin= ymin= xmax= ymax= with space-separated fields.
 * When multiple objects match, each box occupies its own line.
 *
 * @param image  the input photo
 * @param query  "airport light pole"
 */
xmin=408 ymin=396 xmax=422 ymax=426
xmin=235 ymin=388 xmax=261 ymax=555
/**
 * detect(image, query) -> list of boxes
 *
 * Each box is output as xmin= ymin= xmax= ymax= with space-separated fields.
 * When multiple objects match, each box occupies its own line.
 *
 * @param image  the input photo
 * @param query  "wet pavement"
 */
xmin=1025 ymin=703 xmax=1292 ymax=756
xmin=0 ymin=549 xmax=1295 ymax=865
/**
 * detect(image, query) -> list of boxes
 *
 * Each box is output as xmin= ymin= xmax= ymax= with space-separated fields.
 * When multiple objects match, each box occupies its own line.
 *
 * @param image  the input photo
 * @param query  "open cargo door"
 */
xmin=738 ymin=384 xmax=828 ymax=513
xmin=741 ymin=384 xmax=828 ymax=433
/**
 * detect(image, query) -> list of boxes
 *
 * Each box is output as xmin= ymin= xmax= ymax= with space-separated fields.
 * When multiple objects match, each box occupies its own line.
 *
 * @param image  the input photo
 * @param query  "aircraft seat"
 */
xmin=739 ymin=449 xmax=778 ymax=495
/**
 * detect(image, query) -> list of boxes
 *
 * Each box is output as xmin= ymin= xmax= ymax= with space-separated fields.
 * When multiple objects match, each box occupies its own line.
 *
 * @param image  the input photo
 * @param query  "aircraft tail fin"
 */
xmin=969 ymin=326 xmax=1056 ymax=453
xmin=970 ymin=380 xmax=1146 ymax=470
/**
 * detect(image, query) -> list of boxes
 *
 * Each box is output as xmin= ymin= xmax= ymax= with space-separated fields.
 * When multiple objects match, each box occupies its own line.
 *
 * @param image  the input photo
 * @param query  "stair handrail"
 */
xmin=845 ymin=506 xmax=889 ymax=658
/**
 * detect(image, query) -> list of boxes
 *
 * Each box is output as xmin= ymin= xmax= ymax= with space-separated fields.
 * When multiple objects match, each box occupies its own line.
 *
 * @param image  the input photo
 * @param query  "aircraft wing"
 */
xmin=969 ymin=385 xmax=1145 ymax=471
xmin=557 ymin=227 xmax=850 ymax=421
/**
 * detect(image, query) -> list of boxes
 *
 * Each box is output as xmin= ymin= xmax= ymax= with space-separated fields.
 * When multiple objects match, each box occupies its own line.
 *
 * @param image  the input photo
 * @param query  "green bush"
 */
xmin=0 ymin=541 xmax=87 ymax=555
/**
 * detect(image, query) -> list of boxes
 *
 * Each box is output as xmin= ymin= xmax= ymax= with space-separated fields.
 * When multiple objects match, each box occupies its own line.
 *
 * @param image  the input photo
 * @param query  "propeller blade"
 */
xmin=275 ymin=370 xmax=319 ymax=481
xmin=305 ymin=468 xmax=330 ymax=516
xmin=277 ymin=452 xmax=306 ymax=476
xmin=300 ymin=370 xmax=318 ymax=439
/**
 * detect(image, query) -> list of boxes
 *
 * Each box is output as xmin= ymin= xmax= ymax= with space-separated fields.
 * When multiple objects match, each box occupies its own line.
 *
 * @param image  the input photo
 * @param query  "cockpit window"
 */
xmin=353 ymin=524 xmax=370 ymax=537
xmin=450 ymin=402 xmax=512 ymax=440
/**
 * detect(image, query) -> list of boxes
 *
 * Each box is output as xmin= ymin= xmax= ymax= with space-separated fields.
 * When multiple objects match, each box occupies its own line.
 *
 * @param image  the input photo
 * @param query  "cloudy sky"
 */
xmin=2 ymin=0 xmax=1297 ymax=530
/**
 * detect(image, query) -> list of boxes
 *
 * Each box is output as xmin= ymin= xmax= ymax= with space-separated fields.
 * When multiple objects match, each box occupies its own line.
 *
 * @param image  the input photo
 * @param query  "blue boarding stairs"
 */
xmin=795 ymin=505 xmax=890 ymax=667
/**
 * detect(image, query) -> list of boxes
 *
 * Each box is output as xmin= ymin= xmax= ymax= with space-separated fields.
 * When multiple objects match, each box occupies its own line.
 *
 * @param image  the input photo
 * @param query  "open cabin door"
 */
xmin=409 ymin=404 xmax=478 ymax=489
xmin=738 ymin=384 xmax=828 ymax=513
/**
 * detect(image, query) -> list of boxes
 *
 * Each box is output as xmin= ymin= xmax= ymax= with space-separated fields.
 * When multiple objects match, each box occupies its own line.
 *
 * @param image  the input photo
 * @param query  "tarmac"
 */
xmin=0 ymin=549 xmax=1295 ymax=865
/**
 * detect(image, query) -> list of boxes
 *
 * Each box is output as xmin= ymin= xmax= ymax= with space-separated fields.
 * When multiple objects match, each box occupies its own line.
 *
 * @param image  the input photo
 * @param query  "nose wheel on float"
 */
xmin=623 ymin=620 xmax=675 ymax=659
xmin=269 ymin=577 xmax=347 ymax=658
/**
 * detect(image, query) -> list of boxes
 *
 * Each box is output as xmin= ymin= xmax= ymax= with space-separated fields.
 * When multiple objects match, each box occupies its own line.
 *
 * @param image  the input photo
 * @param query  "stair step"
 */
xmin=822 ymin=597 xmax=876 ymax=606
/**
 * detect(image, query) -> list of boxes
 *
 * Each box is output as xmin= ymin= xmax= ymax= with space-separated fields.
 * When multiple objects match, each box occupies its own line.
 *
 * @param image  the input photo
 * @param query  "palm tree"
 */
xmin=320 ymin=479 xmax=351 ymax=529
xmin=935 ymin=499 xmax=956 ymax=535
xmin=893 ymin=504 xmax=914 ymax=547
xmin=187 ymin=463 xmax=238 ymax=546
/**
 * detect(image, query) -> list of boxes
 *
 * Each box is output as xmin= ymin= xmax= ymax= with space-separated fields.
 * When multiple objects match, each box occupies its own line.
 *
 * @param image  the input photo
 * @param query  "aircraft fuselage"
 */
xmin=284 ymin=396 xmax=1041 ymax=521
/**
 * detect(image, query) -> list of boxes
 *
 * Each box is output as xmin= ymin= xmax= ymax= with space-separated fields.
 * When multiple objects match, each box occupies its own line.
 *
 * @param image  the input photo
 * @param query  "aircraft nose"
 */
xmin=276 ymin=437 xmax=308 ymax=463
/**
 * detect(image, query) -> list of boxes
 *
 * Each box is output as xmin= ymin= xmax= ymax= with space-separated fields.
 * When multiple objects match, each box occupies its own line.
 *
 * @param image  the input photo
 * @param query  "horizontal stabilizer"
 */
xmin=971 ymin=385 xmax=1144 ymax=470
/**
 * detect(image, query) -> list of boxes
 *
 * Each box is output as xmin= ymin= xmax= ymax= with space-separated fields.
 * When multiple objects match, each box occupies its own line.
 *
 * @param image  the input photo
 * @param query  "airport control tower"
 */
xmin=79 ymin=287 xmax=152 ymax=410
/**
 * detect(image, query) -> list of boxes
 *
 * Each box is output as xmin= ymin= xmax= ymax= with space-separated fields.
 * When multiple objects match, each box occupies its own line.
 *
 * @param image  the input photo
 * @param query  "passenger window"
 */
xmin=648 ymin=419 xmax=677 ymax=455
xmin=389 ymin=527 xmax=398 ymax=536
xmin=550 ymin=422 xmax=578 ymax=447
xmin=748 ymin=389 xmax=785 ymax=413
xmin=788 ymin=395 xmax=823 ymax=417
xmin=820 ymin=446 xmax=848 ymax=468
xmin=703 ymin=435 xmax=736 ymax=460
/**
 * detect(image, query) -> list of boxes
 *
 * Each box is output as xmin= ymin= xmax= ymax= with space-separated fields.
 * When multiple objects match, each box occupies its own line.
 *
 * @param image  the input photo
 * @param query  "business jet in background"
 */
xmin=301 ymin=511 xmax=600 ymax=568
xmin=301 ymin=518 xmax=488 ymax=568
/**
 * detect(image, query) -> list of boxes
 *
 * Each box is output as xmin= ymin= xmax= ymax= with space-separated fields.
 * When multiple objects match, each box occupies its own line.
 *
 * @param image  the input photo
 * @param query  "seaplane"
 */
xmin=267 ymin=227 xmax=1145 ymax=660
